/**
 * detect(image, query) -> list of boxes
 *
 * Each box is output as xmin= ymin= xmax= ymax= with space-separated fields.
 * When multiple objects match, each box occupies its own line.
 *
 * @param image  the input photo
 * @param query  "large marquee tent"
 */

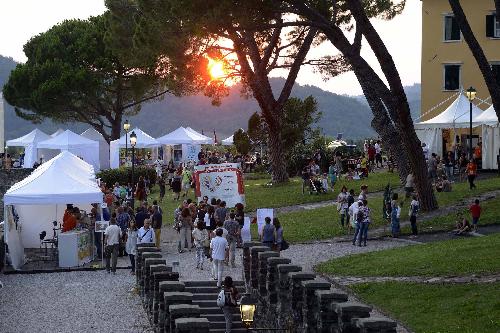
xmin=3 ymin=151 xmax=103 ymax=270
xmin=6 ymin=129 xmax=50 ymax=168
xmin=109 ymin=127 xmax=160 ymax=168
xmin=477 ymin=105 xmax=500 ymax=169
xmin=81 ymin=128 xmax=110 ymax=169
xmin=37 ymin=129 xmax=100 ymax=171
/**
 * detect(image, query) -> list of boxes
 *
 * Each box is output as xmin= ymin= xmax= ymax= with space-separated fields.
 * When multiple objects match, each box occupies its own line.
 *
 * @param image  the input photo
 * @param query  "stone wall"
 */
xmin=0 ymin=169 xmax=33 ymax=220
xmin=243 ymin=242 xmax=398 ymax=333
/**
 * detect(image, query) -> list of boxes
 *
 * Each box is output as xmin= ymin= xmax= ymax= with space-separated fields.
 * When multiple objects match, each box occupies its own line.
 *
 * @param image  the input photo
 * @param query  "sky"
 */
xmin=0 ymin=0 xmax=422 ymax=96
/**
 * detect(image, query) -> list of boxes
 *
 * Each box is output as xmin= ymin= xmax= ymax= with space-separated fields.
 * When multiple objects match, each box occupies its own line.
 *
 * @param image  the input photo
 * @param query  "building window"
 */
xmin=486 ymin=14 xmax=500 ymax=38
xmin=444 ymin=15 xmax=460 ymax=41
xmin=443 ymin=64 xmax=461 ymax=91
xmin=492 ymin=63 xmax=500 ymax=85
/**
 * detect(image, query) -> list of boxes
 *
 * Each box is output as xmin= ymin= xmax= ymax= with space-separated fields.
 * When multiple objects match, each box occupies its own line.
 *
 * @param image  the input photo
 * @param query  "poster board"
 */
xmin=241 ymin=216 xmax=251 ymax=242
xmin=182 ymin=144 xmax=201 ymax=162
xmin=194 ymin=163 xmax=245 ymax=207
xmin=95 ymin=220 xmax=109 ymax=232
xmin=256 ymin=208 xmax=273 ymax=233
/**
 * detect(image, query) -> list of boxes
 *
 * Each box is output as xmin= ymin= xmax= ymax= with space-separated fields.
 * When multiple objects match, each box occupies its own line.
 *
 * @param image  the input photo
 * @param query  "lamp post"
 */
xmin=124 ymin=119 xmax=130 ymax=162
xmin=239 ymin=294 xmax=288 ymax=332
xmin=130 ymin=131 xmax=137 ymax=209
xmin=465 ymin=87 xmax=477 ymax=160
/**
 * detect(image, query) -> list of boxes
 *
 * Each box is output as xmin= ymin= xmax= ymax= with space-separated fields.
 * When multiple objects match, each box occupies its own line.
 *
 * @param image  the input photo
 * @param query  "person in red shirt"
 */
xmin=465 ymin=159 xmax=477 ymax=190
xmin=367 ymin=144 xmax=376 ymax=168
xmin=469 ymin=199 xmax=481 ymax=232
xmin=62 ymin=205 xmax=77 ymax=232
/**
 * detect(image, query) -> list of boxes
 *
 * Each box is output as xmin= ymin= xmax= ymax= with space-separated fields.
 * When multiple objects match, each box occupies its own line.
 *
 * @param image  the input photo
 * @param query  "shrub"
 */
xmin=97 ymin=167 xmax=157 ymax=187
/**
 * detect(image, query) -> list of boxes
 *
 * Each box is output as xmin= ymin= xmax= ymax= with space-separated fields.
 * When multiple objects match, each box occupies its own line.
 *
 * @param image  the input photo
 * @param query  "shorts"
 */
xmin=472 ymin=217 xmax=479 ymax=225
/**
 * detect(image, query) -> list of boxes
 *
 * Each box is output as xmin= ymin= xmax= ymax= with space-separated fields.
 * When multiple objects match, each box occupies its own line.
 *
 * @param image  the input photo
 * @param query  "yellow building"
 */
xmin=421 ymin=0 xmax=500 ymax=119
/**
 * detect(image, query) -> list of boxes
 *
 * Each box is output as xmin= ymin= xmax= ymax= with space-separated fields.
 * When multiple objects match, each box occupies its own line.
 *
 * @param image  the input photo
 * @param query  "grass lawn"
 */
xmin=316 ymin=233 xmax=500 ymax=277
xmin=350 ymin=282 xmax=500 ymax=333
xmin=434 ymin=175 xmax=500 ymax=206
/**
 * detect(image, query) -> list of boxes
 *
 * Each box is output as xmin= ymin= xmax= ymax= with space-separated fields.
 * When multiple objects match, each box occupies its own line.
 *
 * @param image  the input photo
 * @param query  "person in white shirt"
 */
xmin=137 ymin=219 xmax=156 ymax=244
xmin=210 ymin=228 xmax=228 ymax=287
xmin=104 ymin=218 xmax=122 ymax=274
xmin=375 ymin=141 xmax=382 ymax=168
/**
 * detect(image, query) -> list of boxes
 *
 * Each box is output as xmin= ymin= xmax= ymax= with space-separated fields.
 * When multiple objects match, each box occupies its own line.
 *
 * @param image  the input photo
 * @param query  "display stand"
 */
xmin=58 ymin=229 xmax=92 ymax=268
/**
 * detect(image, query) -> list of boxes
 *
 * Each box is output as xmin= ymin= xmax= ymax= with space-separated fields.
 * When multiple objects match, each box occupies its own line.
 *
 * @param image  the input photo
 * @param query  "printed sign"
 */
xmin=182 ymin=144 xmax=201 ymax=162
xmin=194 ymin=163 xmax=245 ymax=208
xmin=95 ymin=220 xmax=109 ymax=232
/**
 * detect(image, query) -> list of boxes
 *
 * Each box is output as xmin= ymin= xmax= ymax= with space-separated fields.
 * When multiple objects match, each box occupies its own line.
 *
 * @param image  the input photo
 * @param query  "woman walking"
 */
xmin=222 ymin=276 xmax=240 ymax=333
xmin=358 ymin=199 xmax=371 ymax=246
xmin=192 ymin=221 xmax=209 ymax=270
xmin=125 ymin=220 xmax=138 ymax=274
xmin=466 ymin=158 xmax=477 ymax=189
xmin=337 ymin=186 xmax=349 ymax=228
xmin=178 ymin=208 xmax=193 ymax=253
xmin=273 ymin=218 xmax=284 ymax=251
xmin=260 ymin=217 xmax=275 ymax=249
xmin=390 ymin=193 xmax=401 ymax=238
xmin=234 ymin=203 xmax=245 ymax=247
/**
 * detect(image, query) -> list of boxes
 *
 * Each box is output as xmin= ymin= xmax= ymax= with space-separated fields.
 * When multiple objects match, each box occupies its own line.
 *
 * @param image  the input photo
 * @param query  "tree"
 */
xmin=2 ymin=14 xmax=172 ymax=142
xmin=281 ymin=0 xmax=437 ymax=210
xmin=448 ymin=0 xmax=500 ymax=120
xmin=233 ymin=129 xmax=251 ymax=156
xmin=247 ymin=112 xmax=267 ymax=148
xmin=120 ymin=0 xmax=347 ymax=183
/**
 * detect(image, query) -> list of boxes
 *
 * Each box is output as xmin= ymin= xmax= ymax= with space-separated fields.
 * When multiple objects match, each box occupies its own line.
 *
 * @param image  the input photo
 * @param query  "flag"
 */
xmin=213 ymin=129 xmax=217 ymax=145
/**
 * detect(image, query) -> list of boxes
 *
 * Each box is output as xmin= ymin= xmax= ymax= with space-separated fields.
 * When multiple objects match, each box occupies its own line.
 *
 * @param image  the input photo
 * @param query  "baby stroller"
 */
xmin=309 ymin=176 xmax=325 ymax=194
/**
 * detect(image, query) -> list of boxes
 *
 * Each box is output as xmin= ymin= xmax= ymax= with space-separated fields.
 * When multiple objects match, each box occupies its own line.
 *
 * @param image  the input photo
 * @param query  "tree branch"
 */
xmin=122 ymin=89 xmax=172 ymax=110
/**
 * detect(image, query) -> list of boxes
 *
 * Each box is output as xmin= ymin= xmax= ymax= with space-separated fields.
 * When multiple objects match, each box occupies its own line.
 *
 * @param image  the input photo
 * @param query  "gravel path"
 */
xmin=0 ymin=270 xmax=151 ymax=333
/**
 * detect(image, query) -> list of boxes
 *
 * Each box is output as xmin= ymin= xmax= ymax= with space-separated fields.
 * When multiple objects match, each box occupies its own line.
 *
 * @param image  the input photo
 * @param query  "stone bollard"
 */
xmin=301 ymin=279 xmax=331 ymax=333
xmin=353 ymin=317 xmax=397 ymax=333
xmin=266 ymin=257 xmax=291 ymax=304
xmin=174 ymin=317 xmax=209 ymax=333
xmin=276 ymin=264 xmax=302 ymax=329
xmin=164 ymin=292 xmax=193 ymax=333
xmin=243 ymin=241 xmax=262 ymax=290
xmin=169 ymin=304 xmax=200 ymax=332
xmin=289 ymin=272 xmax=316 ymax=328
xmin=143 ymin=258 xmax=167 ymax=304
xmin=157 ymin=282 xmax=185 ymax=332
xmin=147 ymin=264 xmax=169 ymax=314
xmin=334 ymin=302 xmax=372 ymax=333
xmin=153 ymin=271 xmax=179 ymax=327
xmin=250 ymin=246 xmax=271 ymax=290
xmin=315 ymin=289 xmax=348 ymax=333
xmin=136 ymin=249 xmax=161 ymax=286
xmin=257 ymin=251 xmax=280 ymax=296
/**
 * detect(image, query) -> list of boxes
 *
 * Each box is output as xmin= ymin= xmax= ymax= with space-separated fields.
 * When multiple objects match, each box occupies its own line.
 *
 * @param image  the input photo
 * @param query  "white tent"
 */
xmin=221 ymin=135 xmax=234 ymax=146
xmin=477 ymin=105 xmax=500 ymax=169
xmin=81 ymin=128 xmax=110 ymax=169
xmin=50 ymin=128 xmax=65 ymax=137
xmin=185 ymin=127 xmax=214 ymax=144
xmin=6 ymin=129 xmax=50 ymax=168
xmin=37 ymin=129 xmax=100 ymax=171
xmin=109 ymin=127 xmax=160 ymax=168
xmin=3 ymin=151 xmax=103 ymax=269
xmin=476 ymin=105 xmax=499 ymax=125
xmin=157 ymin=126 xmax=214 ymax=145
xmin=414 ymin=94 xmax=484 ymax=156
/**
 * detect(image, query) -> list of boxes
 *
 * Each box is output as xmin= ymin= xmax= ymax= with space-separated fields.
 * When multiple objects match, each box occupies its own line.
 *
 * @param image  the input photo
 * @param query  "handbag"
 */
xmin=281 ymin=239 xmax=289 ymax=251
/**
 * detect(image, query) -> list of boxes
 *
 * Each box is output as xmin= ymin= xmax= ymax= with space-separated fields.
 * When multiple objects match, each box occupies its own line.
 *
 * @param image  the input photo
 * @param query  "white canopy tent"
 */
xmin=81 ymin=128 xmax=110 ymax=169
xmin=3 ymin=151 xmax=103 ymax=270
xmin=221 ymin=135 xmax=234 ymax=146
xmin=185 ymin=127 xmax=214 ymax=144
xmin=50 ymin=128 xmax=65 ymax=137
xmin=6 ymin=129 xmax=50 ymax=168
xmin=37 ymin=129 xmax=100 ymax=171
xmin=477 ymin=105 xmax=500 ymax=169
xmin=109 ymin=127 xmax=160 ymax=169
xmin=414 ymin=94 xmax=484 ymax=156
xmin=157 ymin=126 xmax=214 ymax=145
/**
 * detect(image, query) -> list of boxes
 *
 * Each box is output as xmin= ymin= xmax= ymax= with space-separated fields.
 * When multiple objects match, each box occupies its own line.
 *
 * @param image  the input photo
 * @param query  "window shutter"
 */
xmin=486 ymin=14 xmax=494 ymax=38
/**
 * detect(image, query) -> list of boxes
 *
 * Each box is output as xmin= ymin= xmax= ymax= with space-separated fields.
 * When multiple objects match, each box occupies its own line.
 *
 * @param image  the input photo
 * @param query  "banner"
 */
xmin=194 ymin=163 xmax=245 ymax=207
xmin=182 ymin=144 xmax=201 ymax=162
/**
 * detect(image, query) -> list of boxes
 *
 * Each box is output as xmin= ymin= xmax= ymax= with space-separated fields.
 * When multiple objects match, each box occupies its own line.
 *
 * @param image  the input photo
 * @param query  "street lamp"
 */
xmin=239 ymin=294 xmax=288 ymax=331
xmin=465 ymin=87 xmax=477 ymax=160
xmin=130 ymin=131 xmax=137 ymax=209
xmin=124 ymin=119 xmax=130 ymax=161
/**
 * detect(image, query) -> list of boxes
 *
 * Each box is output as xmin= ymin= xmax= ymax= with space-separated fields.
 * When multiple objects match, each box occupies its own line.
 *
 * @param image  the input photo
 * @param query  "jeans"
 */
xmin=359 ymin=223 xmax=369 ymax=245
xmin=105 ymin=244 xmax=119 ymax=272
xmin=195 ymin=245 xmax=204 ymax=267
xmin=445 ymin=166 xmax=454 ymax=180
xmin=391 ymin=216 xmax=400 ymax=237
xmin=410 ymin=216 xmax=418 ymax=235
xmin=227 ymin=239 xmax=237 ymax=265
xmin=129 ymin=254 xmax=135 ymax=272
xmin=352 ymin=223 xmax=360 ymax=244
xmin=223 ymin=306 xmax=233 ymax=332
xmin=94 ymin=232 xmax=102 ymax=258
xmin=213 ymin=259 xmax=224 ymax=287
xmin=340 ymin=213 xmax=346 ymax=227
xmin=179 ymin=227 xmax=191 ymax=251
xmin=154 ymin=228 xmax=161 ymax=248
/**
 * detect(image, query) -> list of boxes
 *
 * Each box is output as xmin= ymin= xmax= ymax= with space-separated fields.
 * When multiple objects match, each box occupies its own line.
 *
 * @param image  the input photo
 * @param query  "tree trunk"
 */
xmin=110 ymin=111 xmax=123 ymax=141
xmin=267 ymin=126 xmax=289 ymax=183
xmin=449 ymin=0 xmax=500 ymax=120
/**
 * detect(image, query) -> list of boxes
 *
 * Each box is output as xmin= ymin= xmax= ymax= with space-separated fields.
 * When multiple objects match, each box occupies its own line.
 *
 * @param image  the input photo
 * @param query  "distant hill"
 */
xmin=1 ymin=55 xmax=421 ymax=141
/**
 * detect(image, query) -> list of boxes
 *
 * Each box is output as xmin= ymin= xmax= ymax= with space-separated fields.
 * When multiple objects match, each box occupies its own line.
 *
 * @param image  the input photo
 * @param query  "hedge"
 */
xmin=96 ymin=167 xmax=157 ymax=187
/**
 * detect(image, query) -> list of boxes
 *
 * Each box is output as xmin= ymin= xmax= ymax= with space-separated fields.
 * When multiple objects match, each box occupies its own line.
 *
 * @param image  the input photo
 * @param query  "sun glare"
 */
xmin=208 ymin=58 xmax=226 ymax=81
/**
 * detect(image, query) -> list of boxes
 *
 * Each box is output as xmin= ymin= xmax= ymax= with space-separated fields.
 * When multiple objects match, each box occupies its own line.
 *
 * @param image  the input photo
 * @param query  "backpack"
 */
xmin=357 ymin=209 xmax=364 ymax=223
xmin=216 ymin=289 xmax=225 ymax=307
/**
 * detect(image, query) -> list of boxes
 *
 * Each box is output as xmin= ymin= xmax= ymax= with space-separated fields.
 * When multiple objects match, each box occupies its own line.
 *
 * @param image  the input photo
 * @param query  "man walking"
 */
xmin=104 ymin=218 xmax=121 ymax=274
xmin=151 ymin=205 xmax=163 ymax=248
xmin=223 ymin=212 xmax=240 ymax=267
xmin=137 ymin=219 xmax=156 ymax=244
xmin=210 ymin=228 xmax=228 ymax=287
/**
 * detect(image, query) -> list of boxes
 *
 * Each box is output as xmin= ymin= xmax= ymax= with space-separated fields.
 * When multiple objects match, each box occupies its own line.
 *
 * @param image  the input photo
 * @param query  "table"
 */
xmin=58 ymin=229 xmax=93 ymax=268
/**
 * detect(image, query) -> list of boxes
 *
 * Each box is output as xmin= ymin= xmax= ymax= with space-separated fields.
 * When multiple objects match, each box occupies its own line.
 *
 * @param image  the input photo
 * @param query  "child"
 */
xmin=454 ymin=212 xmax=470 ymax=235
xmin=125 ymin=220 xmax=138 ymax=275
xmin=321 ymin=173 xmax=329 ymax=193
xmin=469 ymin=199 xmax=481 ymax=232
xmin=409 ymin=195 xmax=419 ymax=238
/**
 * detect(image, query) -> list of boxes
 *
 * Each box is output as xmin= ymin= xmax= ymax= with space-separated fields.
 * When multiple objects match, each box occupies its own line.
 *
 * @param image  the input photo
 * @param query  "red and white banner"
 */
xmin=194 ymin=163 xmax=245 ymax=207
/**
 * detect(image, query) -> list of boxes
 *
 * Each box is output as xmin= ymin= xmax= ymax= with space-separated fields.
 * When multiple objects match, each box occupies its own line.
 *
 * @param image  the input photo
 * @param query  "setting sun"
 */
xmin=208 ymin=58 xmax=226 ymax=81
